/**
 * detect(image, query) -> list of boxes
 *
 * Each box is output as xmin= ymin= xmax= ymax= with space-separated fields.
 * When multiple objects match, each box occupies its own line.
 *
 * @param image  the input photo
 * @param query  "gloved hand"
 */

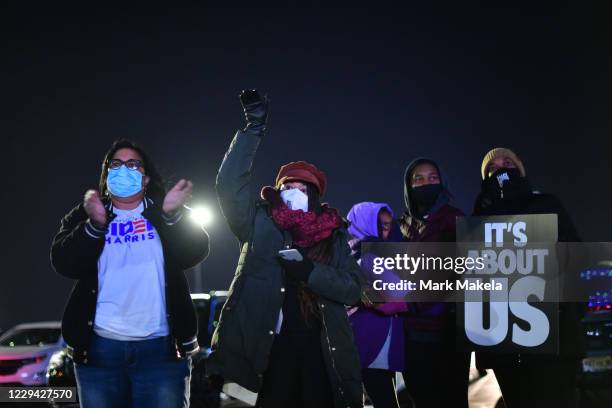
xmin=239 ymin=89 xmax=269 ymax=133
xmin=276 ymin=256 xmax=314 ymax=282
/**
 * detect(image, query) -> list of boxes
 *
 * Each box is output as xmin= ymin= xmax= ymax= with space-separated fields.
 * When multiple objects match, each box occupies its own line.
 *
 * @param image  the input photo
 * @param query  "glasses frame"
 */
xmin=107 ymin=158 xmax=144 ymax=171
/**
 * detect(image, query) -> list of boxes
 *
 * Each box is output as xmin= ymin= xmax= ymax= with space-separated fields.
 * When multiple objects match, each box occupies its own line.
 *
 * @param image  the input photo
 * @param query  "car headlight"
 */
xmin=48 ymin=352 xmax=65 ymax=369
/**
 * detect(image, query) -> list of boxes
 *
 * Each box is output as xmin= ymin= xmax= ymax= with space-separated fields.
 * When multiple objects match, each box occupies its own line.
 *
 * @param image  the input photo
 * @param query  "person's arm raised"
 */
xmin=216 ymin=89 xmax=269 ymax=242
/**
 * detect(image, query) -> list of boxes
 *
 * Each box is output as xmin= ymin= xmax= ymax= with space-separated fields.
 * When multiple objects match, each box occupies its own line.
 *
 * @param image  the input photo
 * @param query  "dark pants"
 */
xmin=74 ymin=334 xmax=191 ymax=408
xmin=493 ymin=359 xmax=580 ymax=408
xmin=256 ymin=332 xmax=334 ymax=408
xmin=362 ymin=368 xmax=400 ymax=408
xmin=402 ymin=340 xmax=470 ymax=408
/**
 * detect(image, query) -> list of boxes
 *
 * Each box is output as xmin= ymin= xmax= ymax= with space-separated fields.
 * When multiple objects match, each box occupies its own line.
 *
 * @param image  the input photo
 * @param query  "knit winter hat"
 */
xmin=275 ymin=161 xmax=327 ymax=196
xmin=481 ymin=148 xmax=526 ymax=180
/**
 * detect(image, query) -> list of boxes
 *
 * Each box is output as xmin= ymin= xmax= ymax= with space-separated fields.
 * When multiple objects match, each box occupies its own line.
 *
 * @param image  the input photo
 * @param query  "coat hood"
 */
xmin=403 ymin=157 xmax=452 ymax=219
xmin=347 ymin=202 xmax=394 ymax=240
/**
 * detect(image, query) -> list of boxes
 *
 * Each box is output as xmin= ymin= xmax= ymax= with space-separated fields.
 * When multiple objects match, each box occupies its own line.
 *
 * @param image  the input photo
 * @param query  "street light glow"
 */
xmin=189 ymin=206 xmax=213 ymax=227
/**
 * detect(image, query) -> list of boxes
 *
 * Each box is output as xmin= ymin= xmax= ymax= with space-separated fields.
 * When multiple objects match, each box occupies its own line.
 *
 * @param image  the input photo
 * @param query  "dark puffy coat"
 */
xmin=474 ymin=190 xmax=580 ymax=242
xmin=208 ymin=130 xmax=363 ymax=408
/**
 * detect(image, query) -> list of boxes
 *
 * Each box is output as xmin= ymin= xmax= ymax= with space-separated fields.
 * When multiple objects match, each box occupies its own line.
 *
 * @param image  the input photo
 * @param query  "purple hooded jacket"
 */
xmin=347 ymin=202 xmax=407 ymax=372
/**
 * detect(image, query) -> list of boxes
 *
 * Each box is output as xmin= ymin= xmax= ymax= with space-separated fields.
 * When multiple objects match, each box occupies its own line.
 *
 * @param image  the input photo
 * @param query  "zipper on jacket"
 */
xmin=318 ymin=303 xmax=352 ymax=407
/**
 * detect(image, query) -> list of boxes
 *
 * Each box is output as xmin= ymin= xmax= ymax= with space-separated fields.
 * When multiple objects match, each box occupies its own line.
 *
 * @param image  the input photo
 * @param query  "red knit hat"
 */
xmin=275 ymin=161 xmax=327 ymax=196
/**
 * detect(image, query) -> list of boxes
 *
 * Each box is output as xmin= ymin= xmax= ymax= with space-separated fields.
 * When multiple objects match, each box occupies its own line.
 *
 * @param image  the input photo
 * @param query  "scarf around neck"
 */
xmin=261 ymin=186 xmax=342 ymax=248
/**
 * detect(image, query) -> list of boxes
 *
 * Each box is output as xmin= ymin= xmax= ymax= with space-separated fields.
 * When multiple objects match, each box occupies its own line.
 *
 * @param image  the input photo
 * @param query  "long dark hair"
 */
xmin=301 ymin=182 xmax=334 ymax=263
xmin=306 ymin=183 xmax=322 ymax=215
xmin=98 ymin=139 xmax=166 ymax=203
xmin=299 ymin=183 xmax=336 ymax=325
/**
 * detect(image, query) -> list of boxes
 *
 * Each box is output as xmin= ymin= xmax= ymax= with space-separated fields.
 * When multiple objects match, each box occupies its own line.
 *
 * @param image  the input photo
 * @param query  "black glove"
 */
xmin=276 ymin=256 xmax=314 ymax=282
xmin=239 ymin=89 xmax=269 ymax=133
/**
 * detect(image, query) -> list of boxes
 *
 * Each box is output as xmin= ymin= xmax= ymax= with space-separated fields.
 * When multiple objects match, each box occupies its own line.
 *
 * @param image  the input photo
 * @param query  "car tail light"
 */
xmin=34 ymin=355 xmax=47 ymax=364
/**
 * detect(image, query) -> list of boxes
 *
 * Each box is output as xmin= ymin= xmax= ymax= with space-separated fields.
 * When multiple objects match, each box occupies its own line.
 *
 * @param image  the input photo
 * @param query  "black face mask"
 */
xmin=482 ymin=168 xmax=531 ymax=200
xmin=410 ymin=184 xmax=443 ymax=216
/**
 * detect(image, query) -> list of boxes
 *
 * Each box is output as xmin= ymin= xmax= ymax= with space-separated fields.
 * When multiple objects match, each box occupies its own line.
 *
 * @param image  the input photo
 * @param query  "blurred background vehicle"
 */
xmin=190 ymin=291 xmax=228 ymax=408
xmin=577 ymin=262 xmax=612 ymax=407
xmin=0 ymin=321 xmax=63 ymax=386
xmin=46 ymin=291 xmax=229 ymax=408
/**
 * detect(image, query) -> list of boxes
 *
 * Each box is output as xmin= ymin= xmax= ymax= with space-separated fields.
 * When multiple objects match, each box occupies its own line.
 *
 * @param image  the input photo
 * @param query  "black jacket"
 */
xmin=473 ymin=190 xmax=585 ymax=366
xmin=50 ymin=196 xmax=209 ymax=364
xmin=474 ymin=191 xmax=580 ymax=242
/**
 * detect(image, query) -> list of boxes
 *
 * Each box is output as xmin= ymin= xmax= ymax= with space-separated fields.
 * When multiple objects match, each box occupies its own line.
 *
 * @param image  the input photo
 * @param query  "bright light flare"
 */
xmin=189 ymin=206 xmax=213 ymax=227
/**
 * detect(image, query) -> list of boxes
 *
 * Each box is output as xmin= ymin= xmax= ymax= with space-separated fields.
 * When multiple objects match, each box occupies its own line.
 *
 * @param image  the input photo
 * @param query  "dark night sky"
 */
xmin=3 ymin=4 xmax=611 ymax=331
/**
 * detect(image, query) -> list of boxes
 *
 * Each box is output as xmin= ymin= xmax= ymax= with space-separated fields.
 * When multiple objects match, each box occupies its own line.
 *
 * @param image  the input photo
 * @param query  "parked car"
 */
xmin=190 ymin=291 xmax=228 ymax=408
xmin=47 ymin=347 xmax=75 ymax=387
xmin=577 ymin=263 xmax=612 ymax=407
xmin=47 ymin=292 xmax=228 ymax=408
xmin=0 ymin=321 xmax=63 ymax=386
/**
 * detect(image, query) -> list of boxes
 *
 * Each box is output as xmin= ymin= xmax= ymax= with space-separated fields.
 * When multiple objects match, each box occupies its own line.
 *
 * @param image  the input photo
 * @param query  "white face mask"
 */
xmin=280 ymin=188 xmax=309 ymax=212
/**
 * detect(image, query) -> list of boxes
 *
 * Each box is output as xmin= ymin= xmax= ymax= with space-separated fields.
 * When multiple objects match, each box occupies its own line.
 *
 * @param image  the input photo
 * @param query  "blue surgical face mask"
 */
xmin=107 ymin=165 xmax=143 ymax=198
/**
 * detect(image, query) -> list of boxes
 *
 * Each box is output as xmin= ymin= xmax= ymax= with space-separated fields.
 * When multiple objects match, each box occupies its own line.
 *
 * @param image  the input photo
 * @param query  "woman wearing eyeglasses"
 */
xmin=50 ymin=140 xmax=209 ymax=408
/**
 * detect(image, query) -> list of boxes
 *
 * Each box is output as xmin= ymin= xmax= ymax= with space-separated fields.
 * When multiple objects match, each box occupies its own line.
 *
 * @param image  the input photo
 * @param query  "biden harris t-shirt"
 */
xmin=94 ymin=202 xmax=169 ymax=341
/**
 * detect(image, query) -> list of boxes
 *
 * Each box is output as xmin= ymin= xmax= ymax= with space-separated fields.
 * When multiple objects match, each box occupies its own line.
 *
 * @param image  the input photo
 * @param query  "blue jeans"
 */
xmin=74 ymin=334 xmax=191 ymax=408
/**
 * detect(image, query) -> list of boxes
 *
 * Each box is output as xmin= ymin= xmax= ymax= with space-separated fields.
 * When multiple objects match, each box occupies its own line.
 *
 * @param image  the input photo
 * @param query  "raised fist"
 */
xmin=239 ymin=89 xmax=269 ymax=132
